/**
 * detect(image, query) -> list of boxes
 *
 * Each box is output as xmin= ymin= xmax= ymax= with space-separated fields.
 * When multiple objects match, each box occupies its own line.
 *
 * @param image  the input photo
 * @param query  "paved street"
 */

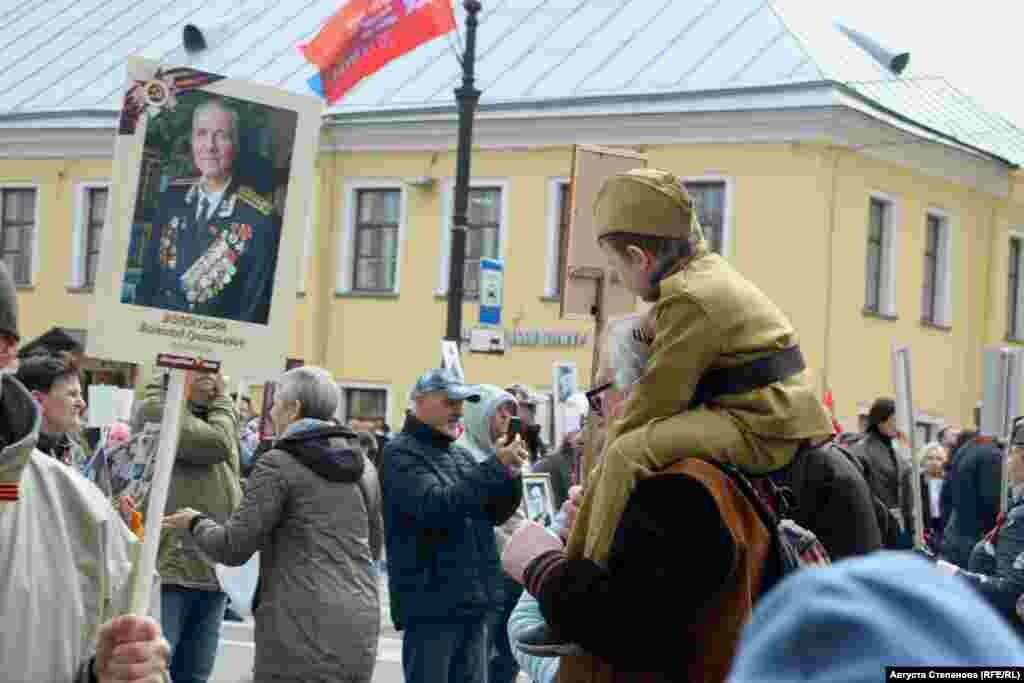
xmin=211 ymin=620 xmax=405 ymax=683
xmin=210 ymin=576 xmax=529 ymax=682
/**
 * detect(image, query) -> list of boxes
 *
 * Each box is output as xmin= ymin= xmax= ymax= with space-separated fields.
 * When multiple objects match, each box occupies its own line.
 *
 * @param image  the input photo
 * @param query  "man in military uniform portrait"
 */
xmin=131 ymin=97 xmax=281 ymax=325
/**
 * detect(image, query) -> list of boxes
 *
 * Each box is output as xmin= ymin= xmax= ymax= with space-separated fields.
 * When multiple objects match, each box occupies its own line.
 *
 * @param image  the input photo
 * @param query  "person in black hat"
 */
xmin=851 ymin=398 xmax=915 ymax=549
xmin=0 ymin=261 xmax=171 ymax=681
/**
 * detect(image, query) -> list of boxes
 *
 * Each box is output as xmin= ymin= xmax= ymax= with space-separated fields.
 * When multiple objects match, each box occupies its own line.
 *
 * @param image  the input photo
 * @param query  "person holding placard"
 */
xmin=164 ymin=366 xmax=383 ymax=683
xmin=0 ymin=261 xmax=170 ymax=682
xmin=137 ymin=369 xmax=240 ymax=683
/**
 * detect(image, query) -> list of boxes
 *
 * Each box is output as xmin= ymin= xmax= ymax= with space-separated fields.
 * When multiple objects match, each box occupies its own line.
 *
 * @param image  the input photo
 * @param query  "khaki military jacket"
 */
xmin=607 ymin=251 xmax=833 ymax=457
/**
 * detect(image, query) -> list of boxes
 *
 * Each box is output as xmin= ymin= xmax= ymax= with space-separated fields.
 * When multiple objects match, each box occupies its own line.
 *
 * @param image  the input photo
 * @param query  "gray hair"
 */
xmin=276 ymin=366 xmax=339 ymax=421
xmin=192 ymin=97 xmax=240 ymax=149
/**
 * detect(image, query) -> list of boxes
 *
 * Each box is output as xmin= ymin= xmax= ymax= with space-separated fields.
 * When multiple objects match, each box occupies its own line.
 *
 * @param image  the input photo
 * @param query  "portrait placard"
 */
xmin=87 ymin=56 xmax=323 ymax=376
xmin=522 ymin=472 xmax=557 ymax=529
xmin=559 ymin=145 xmax=644 ymax=321
xmin=552 ymin=361 xmax=579 ymax=446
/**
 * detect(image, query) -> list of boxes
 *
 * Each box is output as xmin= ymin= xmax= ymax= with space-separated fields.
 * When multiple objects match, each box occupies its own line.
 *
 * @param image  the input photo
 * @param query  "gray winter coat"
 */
xmin=192 ymin=420 xmax=383 ymax=683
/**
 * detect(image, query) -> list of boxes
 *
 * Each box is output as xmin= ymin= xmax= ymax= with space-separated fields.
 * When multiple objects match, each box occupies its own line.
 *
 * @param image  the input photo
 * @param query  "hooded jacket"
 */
xmin=0 ymin=374 xmax=159 ymax=682
xmin=191 ymin=419 xmax=383 ymax=682
xmin=727 ymin=553 xmax=1024 ymax=682
xmin=458 ymin=384 xmax=526 ymax=551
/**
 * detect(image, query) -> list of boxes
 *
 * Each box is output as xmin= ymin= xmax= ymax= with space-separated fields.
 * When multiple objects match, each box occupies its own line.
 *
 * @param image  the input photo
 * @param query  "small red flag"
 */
xmin=301 ymin=0 xmax=456 ymax=105
xmin=823 ymin=389 xmax=843 ymax=435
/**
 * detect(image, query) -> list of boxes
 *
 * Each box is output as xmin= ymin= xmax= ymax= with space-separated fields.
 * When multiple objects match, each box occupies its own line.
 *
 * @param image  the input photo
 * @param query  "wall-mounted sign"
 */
xmin=479 ymin=258 xmax=503 ymax=326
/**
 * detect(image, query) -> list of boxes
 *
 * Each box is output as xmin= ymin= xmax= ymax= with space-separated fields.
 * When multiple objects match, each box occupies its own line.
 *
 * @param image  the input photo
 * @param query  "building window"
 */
xmin=83 ymin=187 xmax=108 ymax=288
xmin=865 ymin=197 xmax=894 ymax=315
xmin=0 ymin=188 xmax=35 ymax=286
xmin=921 ymin=211 xmax=955 ymax=328
xmin=1009 ymin=236 xmax=1024 ymax=339
xmin=554 ymin=183 xmax=570 ymax=295
xmin=685 ymin=181 xmax=725 ymax=254
xmin=341 ymin=387 xmax=388 ymax=426
xmin=463 ymin=187 xmax=502 ymax=299
xmin=353 ymin=189 xmax=400 ymax=292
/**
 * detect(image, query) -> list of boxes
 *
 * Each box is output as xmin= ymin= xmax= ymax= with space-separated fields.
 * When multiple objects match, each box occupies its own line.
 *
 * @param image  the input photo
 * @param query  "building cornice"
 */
xmin=0 ymin=84 xmax=1011 ymax=196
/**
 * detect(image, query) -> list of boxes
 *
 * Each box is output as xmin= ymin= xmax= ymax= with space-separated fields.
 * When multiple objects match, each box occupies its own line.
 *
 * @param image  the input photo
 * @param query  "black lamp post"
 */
xmin=444 ymin=0 xmax=482 ymax=345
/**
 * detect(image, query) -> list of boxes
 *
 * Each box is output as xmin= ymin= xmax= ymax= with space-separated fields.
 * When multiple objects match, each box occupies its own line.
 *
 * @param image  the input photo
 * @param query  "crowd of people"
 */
xmin=8 ymin=167 xmax=1024 ymax=683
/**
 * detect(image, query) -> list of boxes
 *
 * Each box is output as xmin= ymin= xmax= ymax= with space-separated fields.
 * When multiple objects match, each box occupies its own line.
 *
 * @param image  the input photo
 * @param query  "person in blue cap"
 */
xmin=727 ymin=552 xmax=1024 ymax=683
xmin=380 ymin=368 xmax=527 ymax=683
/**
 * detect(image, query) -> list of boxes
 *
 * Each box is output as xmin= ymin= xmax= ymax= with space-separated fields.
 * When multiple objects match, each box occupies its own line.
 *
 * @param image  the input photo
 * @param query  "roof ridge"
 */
xmin=765 ymin=0 xmax=827 ymax=80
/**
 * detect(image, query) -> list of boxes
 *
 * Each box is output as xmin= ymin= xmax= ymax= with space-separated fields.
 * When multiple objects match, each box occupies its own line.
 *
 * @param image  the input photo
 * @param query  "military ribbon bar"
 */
xmin=300 ymin=0 xmax=456 ymax=105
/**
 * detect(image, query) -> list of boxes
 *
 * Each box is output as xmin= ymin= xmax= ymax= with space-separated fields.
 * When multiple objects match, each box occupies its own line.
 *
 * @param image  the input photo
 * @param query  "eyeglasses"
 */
xmin=585 ymin=382 xmax=613 ymax=417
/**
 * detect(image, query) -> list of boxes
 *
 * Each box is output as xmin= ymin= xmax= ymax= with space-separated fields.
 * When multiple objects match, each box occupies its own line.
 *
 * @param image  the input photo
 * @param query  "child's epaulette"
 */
xmin=238 ymin=186 xmax=273 ymax=216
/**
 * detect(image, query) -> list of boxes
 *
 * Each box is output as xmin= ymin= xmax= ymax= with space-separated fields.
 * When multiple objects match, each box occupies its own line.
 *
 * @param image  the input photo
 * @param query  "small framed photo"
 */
xmin=522 ymin=472 xmax=556 ymax=528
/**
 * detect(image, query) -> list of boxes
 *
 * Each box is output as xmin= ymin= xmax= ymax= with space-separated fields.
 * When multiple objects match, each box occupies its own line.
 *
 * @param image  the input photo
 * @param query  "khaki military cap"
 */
xmin=594 ymin=168 xmax=695 ymax=241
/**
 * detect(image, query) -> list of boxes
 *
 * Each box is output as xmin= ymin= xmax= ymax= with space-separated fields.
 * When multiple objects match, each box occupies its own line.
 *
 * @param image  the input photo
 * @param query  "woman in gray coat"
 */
xmin=164 ymin=366 xmax=383 ymax=683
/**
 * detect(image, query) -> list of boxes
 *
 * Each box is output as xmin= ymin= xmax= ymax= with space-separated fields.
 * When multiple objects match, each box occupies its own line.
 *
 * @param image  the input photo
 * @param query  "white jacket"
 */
xmin=0 ymin=375 xmax=155 ymax=681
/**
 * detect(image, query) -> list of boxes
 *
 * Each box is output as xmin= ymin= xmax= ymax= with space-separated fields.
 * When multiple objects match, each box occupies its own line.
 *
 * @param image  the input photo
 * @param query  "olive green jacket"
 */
xmin=607 ymin=251 xmax=833 ymax=472
xmin=136 ymin=381 xmax=242 ymax=590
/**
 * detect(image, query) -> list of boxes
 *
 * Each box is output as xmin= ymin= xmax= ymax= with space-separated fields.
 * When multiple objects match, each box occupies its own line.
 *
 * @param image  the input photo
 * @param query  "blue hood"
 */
xmin=728 ymin=552 xmax=1024 ymax=682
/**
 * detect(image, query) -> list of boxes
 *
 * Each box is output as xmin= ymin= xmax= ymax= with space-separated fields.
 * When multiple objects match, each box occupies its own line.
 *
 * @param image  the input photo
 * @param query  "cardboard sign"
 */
xmin=87 ymin=56 xmax=323 ymax=377
xmin=560 ymin=145 xmax=645 ymax=321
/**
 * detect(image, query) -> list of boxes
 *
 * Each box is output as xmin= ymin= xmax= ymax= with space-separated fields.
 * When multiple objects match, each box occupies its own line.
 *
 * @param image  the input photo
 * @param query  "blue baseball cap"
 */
xmin=411 ymin=369 xmax=481 ymax=403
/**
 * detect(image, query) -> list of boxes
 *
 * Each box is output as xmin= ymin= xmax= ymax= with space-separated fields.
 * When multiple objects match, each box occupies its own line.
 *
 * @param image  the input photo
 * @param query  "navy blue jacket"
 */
xmin=949 ymin=439 xmax=1003 ymax=542
xmin=381 ymin=414 xmax=522 ymax=628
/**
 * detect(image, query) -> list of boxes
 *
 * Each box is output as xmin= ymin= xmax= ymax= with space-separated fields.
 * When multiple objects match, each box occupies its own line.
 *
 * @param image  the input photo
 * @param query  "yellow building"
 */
xmin=2 ymin=1 xmax=1024 ymax=445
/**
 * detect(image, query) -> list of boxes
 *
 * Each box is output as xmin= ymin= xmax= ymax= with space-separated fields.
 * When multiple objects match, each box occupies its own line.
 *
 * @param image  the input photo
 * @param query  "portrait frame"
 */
xmin=522 ymin=472 xmax=557 ymax=529
xmin=552 ymin=361 xmax=578 ymax=445
xmin=87 ymin=56 xmax=323 ymax=377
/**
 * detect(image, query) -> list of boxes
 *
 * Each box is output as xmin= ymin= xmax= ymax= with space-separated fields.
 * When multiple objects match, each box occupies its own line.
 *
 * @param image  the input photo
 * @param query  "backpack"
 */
xmin=705 ymin=459 xmax=831 ymax=595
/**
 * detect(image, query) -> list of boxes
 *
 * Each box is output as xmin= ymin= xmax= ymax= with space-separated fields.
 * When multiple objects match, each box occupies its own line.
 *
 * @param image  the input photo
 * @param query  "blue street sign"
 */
xmin=479 ymin=258 xmax=503 ymax=326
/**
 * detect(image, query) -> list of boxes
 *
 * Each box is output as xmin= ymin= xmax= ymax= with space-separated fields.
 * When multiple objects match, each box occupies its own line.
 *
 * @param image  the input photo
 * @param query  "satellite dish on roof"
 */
xmin=183 ymin=24 xmax=207 ymax=54
xmin=835 ymin=22 xmax=910 ymax=76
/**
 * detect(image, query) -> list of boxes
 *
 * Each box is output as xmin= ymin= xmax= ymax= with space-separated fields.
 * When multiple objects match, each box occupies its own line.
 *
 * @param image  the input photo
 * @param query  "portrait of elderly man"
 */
xmin=131 ymin=96 xmax=282 ymax=324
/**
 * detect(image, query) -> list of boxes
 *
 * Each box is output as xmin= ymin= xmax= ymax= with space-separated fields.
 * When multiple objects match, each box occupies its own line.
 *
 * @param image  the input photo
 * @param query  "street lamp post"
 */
xmin=444 ymin=0 xmax=482 ymax=345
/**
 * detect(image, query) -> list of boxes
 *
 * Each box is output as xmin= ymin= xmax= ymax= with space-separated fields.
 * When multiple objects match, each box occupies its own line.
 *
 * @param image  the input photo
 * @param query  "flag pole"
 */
xmin=445 ymin=0 xmax=482 ymax=347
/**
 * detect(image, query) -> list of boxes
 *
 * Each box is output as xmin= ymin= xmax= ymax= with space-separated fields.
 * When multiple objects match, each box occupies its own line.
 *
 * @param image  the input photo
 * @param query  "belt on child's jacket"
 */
xmin=689 ymin=345 xmax=806 ymax=409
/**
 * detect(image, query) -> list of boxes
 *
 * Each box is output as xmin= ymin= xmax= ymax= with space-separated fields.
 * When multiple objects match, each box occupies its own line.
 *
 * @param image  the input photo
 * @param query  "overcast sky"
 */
xmin=816 ymin=0 xmax=1024 ymax=129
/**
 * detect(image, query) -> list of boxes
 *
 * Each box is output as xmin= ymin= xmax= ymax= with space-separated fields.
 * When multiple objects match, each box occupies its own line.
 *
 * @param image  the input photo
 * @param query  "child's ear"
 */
xmin=624 ymin=244 xmax=649 ymax=268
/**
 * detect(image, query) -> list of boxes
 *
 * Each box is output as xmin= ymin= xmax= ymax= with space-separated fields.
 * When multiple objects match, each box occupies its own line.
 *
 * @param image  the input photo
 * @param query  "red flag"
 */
xmin=823 ymin=389 xmax=843 ymax=435
xmin=301 ymin=0 xmax=456 ymax=105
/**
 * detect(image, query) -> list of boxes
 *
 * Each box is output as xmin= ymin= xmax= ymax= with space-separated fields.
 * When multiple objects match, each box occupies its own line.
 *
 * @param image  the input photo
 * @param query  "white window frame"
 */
xmin=70 ymin=180 xmax=110 ymax=289
xmin=682 ymin=175 xmax=734 ymax=259
xmin=297 ymin=183 xmax=318 ymax=295
xmin=0 ymin=183 xmax=41 ymax=287
xmin=1009 ymin=229 xmax=1024 ymax=340
xmin=336 ymin=381 xmax=393 ymax=428
xmin=922 ymin=208 xmax=954 ymax=327
xmin=865 ymin=191 xmax=899 ymax=317
xmin=543 ymin=177 xmax=570 ymax=299
xmin=436 ymin=178 xmax=511 ymax=296
xmin=336 ymin=179 xmax=408 ymax=295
